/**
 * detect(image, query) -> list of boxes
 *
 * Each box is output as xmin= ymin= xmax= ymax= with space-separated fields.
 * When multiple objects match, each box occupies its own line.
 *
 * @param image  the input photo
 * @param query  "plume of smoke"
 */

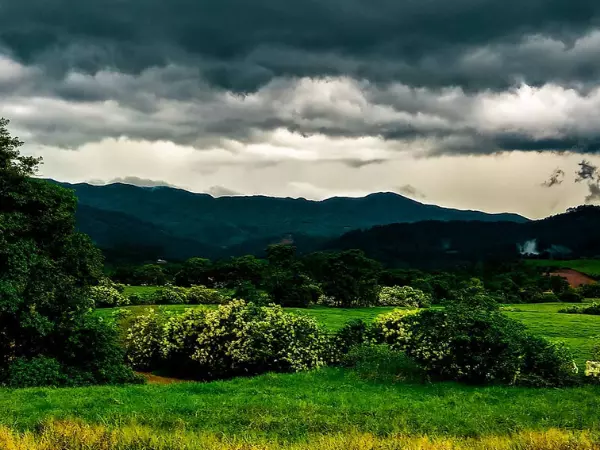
xmin=542 ymin=168 xmax=565 ymax=187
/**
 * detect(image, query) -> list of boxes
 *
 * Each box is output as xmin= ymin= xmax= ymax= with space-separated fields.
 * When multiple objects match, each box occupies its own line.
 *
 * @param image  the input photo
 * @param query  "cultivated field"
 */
xmin=526 ymin=259 xmax=600 ymax=278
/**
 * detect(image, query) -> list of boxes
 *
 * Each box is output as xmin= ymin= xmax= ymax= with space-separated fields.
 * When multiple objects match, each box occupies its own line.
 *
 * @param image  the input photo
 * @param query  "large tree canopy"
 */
xmin=0 ymin=118 xmax=137 ymax=386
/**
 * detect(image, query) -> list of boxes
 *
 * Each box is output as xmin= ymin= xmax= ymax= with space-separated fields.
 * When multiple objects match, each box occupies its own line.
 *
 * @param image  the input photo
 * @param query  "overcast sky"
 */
xmin=2 ymin=0 xmax=600 ymax=219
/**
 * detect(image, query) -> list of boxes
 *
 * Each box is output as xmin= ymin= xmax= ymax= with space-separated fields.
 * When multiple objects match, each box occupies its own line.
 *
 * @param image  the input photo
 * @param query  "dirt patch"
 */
xmin=137 ymin=372 xmax=190 ymax=385
xmin=549 ymin=269 xmax=597 ymax=288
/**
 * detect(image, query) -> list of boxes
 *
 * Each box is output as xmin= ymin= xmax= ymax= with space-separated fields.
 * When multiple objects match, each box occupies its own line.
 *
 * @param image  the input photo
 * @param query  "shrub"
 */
xmin=578 ymin=283 xmax=600 ymax=299
xmin=57 ymin=315 xmax=142 ymax=385
xmin=149 ymin=287 xmax=188 ymax=304
xmin=378 ymin=286 xmax=432 ymax=307
xmin=371 ymin=309 xmax=419 ymax=350
xmin=186 ymin=285 xmax=225 ymax=305
xmin=558 ymin=288 xmax=583 ymax=303
xmin=127 ymin=293 xmax=152 ymax=305
xmin=559 ymin=303 xmax=600 ymax=315
xmin=90 ymin=285 xmax=129 ymax=308
xmin=331 ymin=319 xmax=374 ymax=360
xmin=123 ymin=309 xmax=169 ymax=370
xmin=516 ymin=336 xmax=579 ymax=387
xmin=404 ymin=304 xmax=579 ymax=386
xmin=530 ymin=291 xmax=559 ymax=304
xmin=585 ymin=361 xmax=600 ymax=382
xmin=4 ymin=317 xmax=141 ymax=387
xmin=185 ymin=301 xmax=329 ymax=378
xmin=130 ymin=300 xmax=330 ymax=380
xmin=4 ymin=357 xmax=66 ymax=388
xmin=342 ymin=344 xmax=423 ymax=382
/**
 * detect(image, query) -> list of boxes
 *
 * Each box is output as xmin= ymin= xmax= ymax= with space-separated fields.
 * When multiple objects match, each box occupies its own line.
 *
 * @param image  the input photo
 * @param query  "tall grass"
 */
xmin=1 ymin=421 xmax=598 ymax=450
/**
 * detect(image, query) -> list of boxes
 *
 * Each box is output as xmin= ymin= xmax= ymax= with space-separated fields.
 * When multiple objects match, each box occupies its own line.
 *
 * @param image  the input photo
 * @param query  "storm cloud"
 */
xmin=2 ymin=0 xmax=600 ymax=216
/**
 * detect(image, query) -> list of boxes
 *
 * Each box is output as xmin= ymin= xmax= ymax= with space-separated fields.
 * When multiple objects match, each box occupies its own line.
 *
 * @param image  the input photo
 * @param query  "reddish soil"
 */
xmin=548 ymin=269 xmax=597 ymax=288
xmin=137 ymin=372 xmax=190 ymax=385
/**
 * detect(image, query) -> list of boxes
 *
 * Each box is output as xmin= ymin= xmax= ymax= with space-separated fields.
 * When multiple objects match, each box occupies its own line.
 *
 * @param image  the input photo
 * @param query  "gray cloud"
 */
xmin=108 ymin=176 xmax=177 ymax=188
xmin=542 ymin=168 xmax=565 ymax=187
xmin=1 ymin=1 xmax=600 ymax=165
xmin=2 ymin=0 xmax=600 ymax=92
xmin=207 ymin=185 xmax=242 ymax=197
xmin=395 ymin=184 xmax=426 ymax=199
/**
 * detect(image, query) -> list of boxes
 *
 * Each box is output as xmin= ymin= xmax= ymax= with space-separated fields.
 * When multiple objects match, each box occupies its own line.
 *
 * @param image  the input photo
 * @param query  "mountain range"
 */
xmin=50 ymin=180 xmax=527 ymax=262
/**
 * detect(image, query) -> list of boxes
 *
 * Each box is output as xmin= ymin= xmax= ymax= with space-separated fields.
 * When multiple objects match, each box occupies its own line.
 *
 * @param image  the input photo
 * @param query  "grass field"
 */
xmin=6 ymin=300 xmax=598 ymax=447
xmin=525 ymin=259 xmax=600 ymax=278
xmin=2 ymin=368 xmax=600 ymax=441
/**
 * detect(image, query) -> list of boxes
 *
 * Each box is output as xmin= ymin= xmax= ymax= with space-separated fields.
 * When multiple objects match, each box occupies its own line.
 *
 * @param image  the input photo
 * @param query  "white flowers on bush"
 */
xmin=378 ymin=286 xmax=432 ymax=307
xmin=90 ymin=285 xmax=129 ymax=308
xmin=123 ymin=300 xmax=330 ymax=379
xmin=372 ymin=309 xmax=419 ymax=350
xmin=186 ymin=285 xmax=225 ymax=304
xmin=150 ymin=287 xmax=188 ymax=304
xmin=585 ymin=361 xmax=600 ymax=381
xmin=123 ymin=308 xmax=168 ymax=370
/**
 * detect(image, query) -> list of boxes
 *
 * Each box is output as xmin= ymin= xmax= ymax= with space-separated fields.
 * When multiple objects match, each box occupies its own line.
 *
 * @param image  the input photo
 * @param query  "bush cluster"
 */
xmin=3 ymin=316 xmax=142 ymax=387
xmin=403 ymin=304 xmax=579 ymax=386
xmin=578 ymin=283 xmax=600 ymax=299
xmin=90 ymin=285 xmax=129 ymax=308
xmin=559 ymin=303 xmax=600 ymax=315
xmin=558 ymin=288 xmax=584 ymax=303
xmin=371 ymin=309 xmax=419 ymax=350
xmin=122 ymin=300 xmax=329 ymax=380
xmin=378 ymin=286 xmax=431 ymax=307
xmin=127 ymin=285 xmax=226 ymax=306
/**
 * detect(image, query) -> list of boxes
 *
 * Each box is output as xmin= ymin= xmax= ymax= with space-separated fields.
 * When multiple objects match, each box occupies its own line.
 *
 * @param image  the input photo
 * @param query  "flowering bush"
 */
xmin=371 ymin=309 xmax=419 ymax=350
xmin=585 ymin=361 xmax=600 ymax=382
xmin=331 ymin=319 xmax=375 ymax=361
xmin=149 ymin=287 xmax=188 ymax=304
xmin=404 ymin=304 xmax=578 ymax=386
xmin=186 ymin=285 xmax=225 ymax=304
xmin=123 ymin=309 xmax=169 ymax=370
xmin=124 ymin=301 xmax=330 ymax=379
xmin=378 ymin=286 xmax=432 ymax=307
xmin=90 ymin=285 xmax=129 ymax=308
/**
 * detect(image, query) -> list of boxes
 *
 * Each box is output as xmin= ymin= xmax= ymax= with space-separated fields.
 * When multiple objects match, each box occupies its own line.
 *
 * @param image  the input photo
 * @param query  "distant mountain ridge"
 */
xmin=50 ymin=180 xmax=528 ymax=261
xmin=324 ymin=205 xmax=600 ymax=268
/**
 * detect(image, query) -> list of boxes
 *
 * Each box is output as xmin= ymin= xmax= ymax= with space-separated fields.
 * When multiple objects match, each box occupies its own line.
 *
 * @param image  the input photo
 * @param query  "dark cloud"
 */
xmin=340 ymin=158 xmax=387 ymax=168
xmin=586 ymin=183 xmax=600 ymax=203
xmin=1 ymin=0 xmax=600 ymax=93
xmin=107 ymin=176 xmax=177 ymax=188
xmin=395 ymin=184 xmax=426 ymax=199
xmin=575 ymin=159 xmax=599 ymax=181
xmin=2 ymin=1 xmax=600 ymax=158
xmin=542 ymin=168 xmax=565 ymax=187
xmin=207 ymin=185 xmax=242 ymax=197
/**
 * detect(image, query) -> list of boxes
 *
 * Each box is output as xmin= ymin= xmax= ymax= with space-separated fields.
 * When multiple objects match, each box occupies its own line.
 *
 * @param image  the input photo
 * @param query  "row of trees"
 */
xmin=110 ymin=248 xmax=579 ymax=308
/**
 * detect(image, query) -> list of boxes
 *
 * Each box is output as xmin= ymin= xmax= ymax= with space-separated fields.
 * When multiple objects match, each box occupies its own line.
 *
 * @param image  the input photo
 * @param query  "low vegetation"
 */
xmin=560 ymin=303 xmax=600 ymax=316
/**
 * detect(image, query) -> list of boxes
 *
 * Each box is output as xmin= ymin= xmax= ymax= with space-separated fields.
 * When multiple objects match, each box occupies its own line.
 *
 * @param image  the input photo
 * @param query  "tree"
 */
xmin=0 ymin=118 xmax=136 ymax=386
xmin=307 ymin=250 xmax=381 ymax=307
xmin=264 ymin=244 xmax=319 ymax=307
xmin=175 ymin=257 xmax=212 ymax=286
xmin=135 ymin=264 xmax=167 ymax=285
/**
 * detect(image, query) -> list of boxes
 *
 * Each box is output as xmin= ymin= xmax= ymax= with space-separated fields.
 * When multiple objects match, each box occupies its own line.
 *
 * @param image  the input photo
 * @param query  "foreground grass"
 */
xmin=525 ymin=259 xmax=600 ymax=278
xmin=2 ymin=421 xmax=599 ymax=449
xmin=1 ymin=368 xmax=600 ymax=441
